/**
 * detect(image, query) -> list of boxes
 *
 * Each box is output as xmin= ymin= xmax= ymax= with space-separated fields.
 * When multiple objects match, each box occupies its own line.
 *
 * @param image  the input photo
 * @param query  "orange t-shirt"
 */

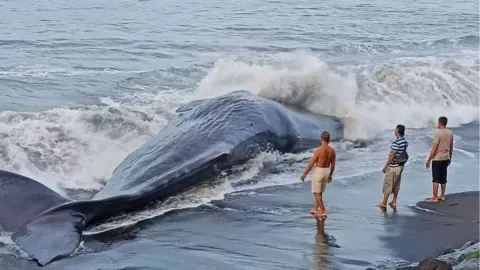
xmin=433 ymin=128 xmax=454 ymax=161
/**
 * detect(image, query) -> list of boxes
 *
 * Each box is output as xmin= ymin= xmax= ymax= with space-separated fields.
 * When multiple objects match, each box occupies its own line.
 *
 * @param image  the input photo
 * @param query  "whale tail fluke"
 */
xmin=0 ymin=170 xmax=85 ymax=266
xmin=0 ymin=170 xmax=70 ymax=232
xmin=12 ymin=210 xmax=85 ymax=266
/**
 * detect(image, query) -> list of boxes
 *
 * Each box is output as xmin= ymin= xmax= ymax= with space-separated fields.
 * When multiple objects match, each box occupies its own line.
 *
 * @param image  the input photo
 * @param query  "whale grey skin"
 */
xmin=0 ymin=90 xmax=343 ymax=266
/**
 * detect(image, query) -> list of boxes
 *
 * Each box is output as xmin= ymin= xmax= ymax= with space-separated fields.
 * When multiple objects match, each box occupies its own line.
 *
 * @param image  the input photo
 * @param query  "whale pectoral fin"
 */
xmin=12 ymin=210 xmax=85 ymax=266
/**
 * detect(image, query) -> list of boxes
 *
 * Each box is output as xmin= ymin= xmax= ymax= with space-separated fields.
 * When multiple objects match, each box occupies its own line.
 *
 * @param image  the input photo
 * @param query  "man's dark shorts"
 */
xmin=432 ymin=160 xmax=449 ymax=184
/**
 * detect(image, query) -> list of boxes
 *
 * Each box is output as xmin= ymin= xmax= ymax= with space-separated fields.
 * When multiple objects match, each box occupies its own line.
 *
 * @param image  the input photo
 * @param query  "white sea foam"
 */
xmin=0 ymin=89 xmax=187 ymax=193
xmin=454 ymin=147 xmax=476 ymax=158
xmin=196 ymin=51 xmax=479 ymax=140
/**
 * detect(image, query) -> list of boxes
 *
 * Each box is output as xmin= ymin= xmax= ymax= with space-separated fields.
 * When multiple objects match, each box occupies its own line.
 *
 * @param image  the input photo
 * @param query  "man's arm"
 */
xmin=301 ymin=149 xmax=319 ymax=181
xmin=329 ymin=149 xmax=336 ymax=176
xmin=328 ymin=149 xmax=336 ymax=183
xmin=448 ymin=135 xmax=453 ymax=166
xmin=426 ymin=133 xmax=440 ymax=168
xmin=383 ymin=141 xmax=399 ymax=173
xmin=383 ymin=151 xmax=396 ymax=173
xmin=449 ymin=136 xmax=453 ymax=160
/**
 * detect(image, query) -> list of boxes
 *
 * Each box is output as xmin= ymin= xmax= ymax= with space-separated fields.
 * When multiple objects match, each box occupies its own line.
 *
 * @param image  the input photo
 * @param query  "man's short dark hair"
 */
xmin=438 ymin=116 xmax=448 ymax=126
xmin=321 ymin=131 xmax=330 ymax=142
xmin=396 ymin=124 xmax=405 ymax=136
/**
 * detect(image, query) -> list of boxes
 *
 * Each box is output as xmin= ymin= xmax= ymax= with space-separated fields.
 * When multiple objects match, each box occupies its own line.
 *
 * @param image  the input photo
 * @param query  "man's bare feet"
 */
xmin=439 ymin=196 xmax=446 ymax=201
xmin=310 ymin=208 xmax=318 ymax=214
xmin=427 ymin=197 xmax=439 ymax=203
xmin=388 ymin=202 xmax=397 ymax=207
xmin=378 ymin=203 xmax=387 ymax=208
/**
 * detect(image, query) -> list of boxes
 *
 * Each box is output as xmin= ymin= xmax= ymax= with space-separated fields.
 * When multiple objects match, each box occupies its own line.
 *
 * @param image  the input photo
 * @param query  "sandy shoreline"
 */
xmin=0 ymin=191 xmax=478 ymax=270
xmin=382 ymin=191 xmax=479 ymax=263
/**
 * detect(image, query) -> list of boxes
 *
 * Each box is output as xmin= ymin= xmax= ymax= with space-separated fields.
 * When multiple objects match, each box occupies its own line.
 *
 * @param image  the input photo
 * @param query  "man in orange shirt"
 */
xmin=426 ymin=116 xmax=454 ymax=202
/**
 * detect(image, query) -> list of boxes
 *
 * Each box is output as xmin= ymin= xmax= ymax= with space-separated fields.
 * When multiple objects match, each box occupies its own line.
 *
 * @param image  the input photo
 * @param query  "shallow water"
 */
xmin=0 ymin=0 xmax=479 ymax=269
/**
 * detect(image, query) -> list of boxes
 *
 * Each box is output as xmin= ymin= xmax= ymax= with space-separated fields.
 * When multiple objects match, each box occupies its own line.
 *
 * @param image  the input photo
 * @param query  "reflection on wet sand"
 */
xmin=313 ymin=218 xmax=330 ymax=270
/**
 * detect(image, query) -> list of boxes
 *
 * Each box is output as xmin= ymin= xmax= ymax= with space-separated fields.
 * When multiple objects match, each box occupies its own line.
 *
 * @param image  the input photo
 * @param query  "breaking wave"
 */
xmin=196 ymin=51 xmax=479 ymax=140
xmin=0 ymin=89 xmax=187 ymax=194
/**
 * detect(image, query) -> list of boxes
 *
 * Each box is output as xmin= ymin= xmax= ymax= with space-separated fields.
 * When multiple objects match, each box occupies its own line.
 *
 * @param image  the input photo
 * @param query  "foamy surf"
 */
xmin=412 ymin=205 xmax=447 ymax=215
xmin=0 ymin=232 xmax=28 ymax=259
xmin=453 ymin=147 xmax=476 ymax=158
xmin=196 ymin=51 xmax=479 ymax=140
xmin=84 ymin=179 xmax=234 ymax=235
xmin=0 ymin=88 xmax=189 ymax=194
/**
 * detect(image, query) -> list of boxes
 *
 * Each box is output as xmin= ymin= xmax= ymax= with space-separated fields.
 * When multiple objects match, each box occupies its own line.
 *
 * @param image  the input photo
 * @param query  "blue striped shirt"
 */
xmin=390 ymin=136 xmax=408 ymax=167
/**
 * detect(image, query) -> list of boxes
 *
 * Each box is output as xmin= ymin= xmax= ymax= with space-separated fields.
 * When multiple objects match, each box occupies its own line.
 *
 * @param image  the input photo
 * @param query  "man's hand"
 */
xmin=300 ymin=173 xmax=307 ymax=182
xmin=328 ymin=174 xmax=333 ymax=183
xmin=426 ymin=160 xmax=430 ymax=169
xmin=447 ymin=159 xmax=451 ymax=166
xmin=382 ymin=166 xmax=389 ymax=174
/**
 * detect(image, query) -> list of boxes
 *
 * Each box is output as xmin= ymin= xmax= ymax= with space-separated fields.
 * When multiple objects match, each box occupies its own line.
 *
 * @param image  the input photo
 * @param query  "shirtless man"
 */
xmin=426 ymin=116 xmax=454 ymax=202
xmin=300 ymin=131 xmax=336 ymax=217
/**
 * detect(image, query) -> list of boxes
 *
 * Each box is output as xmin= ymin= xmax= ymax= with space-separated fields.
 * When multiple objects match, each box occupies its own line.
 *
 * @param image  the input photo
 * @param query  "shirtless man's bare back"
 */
xmin=300 ymin=131 xmax=336 ymax=217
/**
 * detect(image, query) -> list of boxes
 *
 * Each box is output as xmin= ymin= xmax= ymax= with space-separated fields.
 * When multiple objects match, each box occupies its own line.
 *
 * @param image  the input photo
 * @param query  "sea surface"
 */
xmin=0 ymin=0 xmax=479 ymax=269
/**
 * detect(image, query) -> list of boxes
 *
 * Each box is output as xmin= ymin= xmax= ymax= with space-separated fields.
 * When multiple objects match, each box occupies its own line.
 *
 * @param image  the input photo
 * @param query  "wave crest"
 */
xmin=0 ymin=90 xmax=185 ymax=194
xmin=196 ymin=51 xmax=479 ymax=139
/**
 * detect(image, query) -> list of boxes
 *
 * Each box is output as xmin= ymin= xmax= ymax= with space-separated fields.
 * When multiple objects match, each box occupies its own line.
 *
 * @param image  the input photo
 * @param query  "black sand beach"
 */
xmin=1 ymin=191 xmax=478 ymax=270
xmin=382 ymin=191 xmax=480 ymax=263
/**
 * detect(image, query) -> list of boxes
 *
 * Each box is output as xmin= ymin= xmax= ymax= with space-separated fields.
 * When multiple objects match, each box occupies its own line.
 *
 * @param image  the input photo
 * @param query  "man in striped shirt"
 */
xmin=379 ymin=124 xmax=409 ymax=208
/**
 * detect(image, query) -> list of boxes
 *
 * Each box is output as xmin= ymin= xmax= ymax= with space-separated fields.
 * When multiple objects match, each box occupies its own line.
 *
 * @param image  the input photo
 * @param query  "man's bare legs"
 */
xmin=389 ymin=190 xmax=399 ymax=206
xmin=310 ymin=196 xmax=319 ymax=214
xmin=439 ymin=184 xmax=446 ymax=200
xmin=379 ymin=194 xmax=389 ymax=208
xmin=428 ymin=182 xmax=439 ymax=202
xmin=312 ymin=193 xmax=327 ymax=217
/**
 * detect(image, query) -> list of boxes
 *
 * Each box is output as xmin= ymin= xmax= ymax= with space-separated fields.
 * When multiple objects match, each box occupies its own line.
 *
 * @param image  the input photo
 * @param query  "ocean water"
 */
xmin=0 ymin=0 xmax=479 ymax=269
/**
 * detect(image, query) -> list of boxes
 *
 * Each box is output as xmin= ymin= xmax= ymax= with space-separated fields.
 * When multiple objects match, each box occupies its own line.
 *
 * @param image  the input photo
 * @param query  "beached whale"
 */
xmin=0 ymin=90 xmax=343 ymax=266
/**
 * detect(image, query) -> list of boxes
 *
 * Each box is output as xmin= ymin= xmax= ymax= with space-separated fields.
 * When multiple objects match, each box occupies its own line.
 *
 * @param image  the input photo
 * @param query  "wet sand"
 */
xmin=1 ymin=191 xmax=478 ymax=270
xmin=381 ymin=191 xmax=480 ymax=262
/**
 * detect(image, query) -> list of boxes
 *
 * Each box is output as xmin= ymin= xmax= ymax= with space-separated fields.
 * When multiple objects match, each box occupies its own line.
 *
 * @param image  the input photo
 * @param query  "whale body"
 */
xmin=0 ymin=90 xmax=343 ymax=266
